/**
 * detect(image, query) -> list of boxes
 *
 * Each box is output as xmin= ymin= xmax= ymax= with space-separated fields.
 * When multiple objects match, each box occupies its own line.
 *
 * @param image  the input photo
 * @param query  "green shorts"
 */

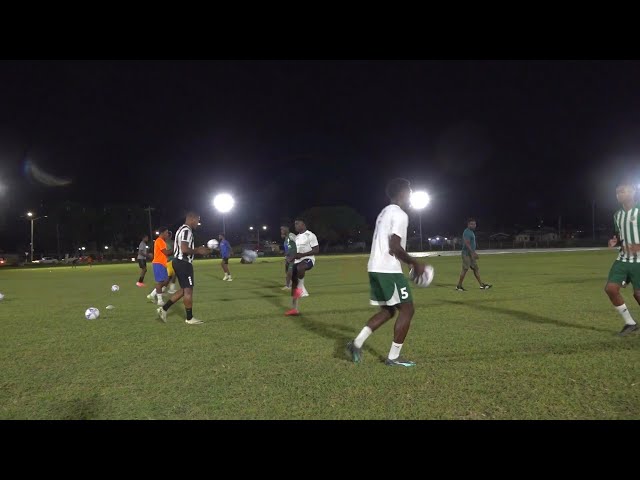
xmin=369 ymin=272 xmax=413 ymax=306
xmin=607 ymin=260 xmax=640 ymax=287
xmin=462 ymin=253 xmax=479 ymax=271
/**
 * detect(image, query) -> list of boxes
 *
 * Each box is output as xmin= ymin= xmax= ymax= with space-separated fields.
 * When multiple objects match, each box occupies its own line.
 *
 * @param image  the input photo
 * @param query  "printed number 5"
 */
xmin=400 ymin=287 xmax=408 ymax=300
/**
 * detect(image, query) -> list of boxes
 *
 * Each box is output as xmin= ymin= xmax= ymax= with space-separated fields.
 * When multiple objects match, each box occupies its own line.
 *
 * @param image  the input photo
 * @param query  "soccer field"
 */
xmin=1 ymin=250 xmax=638 ymax=420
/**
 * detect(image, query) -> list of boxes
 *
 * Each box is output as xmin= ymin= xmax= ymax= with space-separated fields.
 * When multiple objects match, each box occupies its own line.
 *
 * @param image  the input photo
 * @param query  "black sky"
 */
xmin=1 ymin=60 xmax=640 ymax=244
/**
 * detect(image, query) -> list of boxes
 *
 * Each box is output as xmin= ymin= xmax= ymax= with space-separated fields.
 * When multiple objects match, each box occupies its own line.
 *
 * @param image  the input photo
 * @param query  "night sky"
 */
xmin=1 ymin=60 xmax=640 ymax=248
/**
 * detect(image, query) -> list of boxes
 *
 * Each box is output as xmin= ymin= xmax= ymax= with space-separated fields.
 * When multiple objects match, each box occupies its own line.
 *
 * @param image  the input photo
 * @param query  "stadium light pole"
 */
xmin=410 ymin=191 xmax=430 ymax=251
xmin=213 ymin=193 xmax=235 ymax=236
xmin=25 ymin=212 xmax=47 ymax=263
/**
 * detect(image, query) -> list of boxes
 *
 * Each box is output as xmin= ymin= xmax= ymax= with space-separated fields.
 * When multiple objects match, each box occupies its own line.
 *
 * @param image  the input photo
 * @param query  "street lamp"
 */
xmin=410 ymin=191 xmax=430 ymax=251
xmin=213 ymin=193 xmax=235 ymax=235
xmin=25 ymin=212 xmax=47 ymax=262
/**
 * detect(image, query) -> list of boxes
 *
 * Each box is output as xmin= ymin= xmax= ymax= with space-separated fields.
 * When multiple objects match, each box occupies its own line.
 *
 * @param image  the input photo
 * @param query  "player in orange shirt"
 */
xmin=147 ymin=227 xmax=173 ymax=306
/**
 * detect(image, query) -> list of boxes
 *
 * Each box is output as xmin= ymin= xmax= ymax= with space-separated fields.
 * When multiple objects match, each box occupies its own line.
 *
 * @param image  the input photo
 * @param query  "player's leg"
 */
xmin=286 ymin=263 xmax=304 ymax=315
xmin=471 ymin=262 xmax=492 ymax=289
xmin=292 ymin=261 xmax=311 ymax=299
xmin=221 ymin=258 xmax=229 ymax=280
xmin=457 ymin=255 xmax=469 ymax=291
xmin=158 ymin=261 xmax=187 ymax=322
xmin=180 ymin=263 xmax=201 ymax=324
xmin=137 ymin=259 xmax=147 ymax=286
xmin=605 ymin=261 xmax=638 ymax=336
xmin=223 ymin=258 xmax=232 ymax=281
xmin=385 ymin=275 xmax=416 ymax=366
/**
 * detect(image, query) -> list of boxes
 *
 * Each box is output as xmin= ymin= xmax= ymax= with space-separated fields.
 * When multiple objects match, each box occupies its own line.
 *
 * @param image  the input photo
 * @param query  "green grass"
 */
xmin=0 ymin=251 xmax=638 ymax=419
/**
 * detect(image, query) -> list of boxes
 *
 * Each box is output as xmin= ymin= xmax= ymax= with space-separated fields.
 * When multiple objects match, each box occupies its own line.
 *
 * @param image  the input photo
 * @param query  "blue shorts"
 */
xmin=153 ymin=263 xmax=168 ymax=282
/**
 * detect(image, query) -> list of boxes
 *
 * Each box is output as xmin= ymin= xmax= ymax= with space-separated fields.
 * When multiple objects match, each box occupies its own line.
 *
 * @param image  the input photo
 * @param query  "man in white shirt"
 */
xmin=285 ymin=218 xmax=319 ymax=316
xmin=347 ymin=178 xmax=428 ymax=367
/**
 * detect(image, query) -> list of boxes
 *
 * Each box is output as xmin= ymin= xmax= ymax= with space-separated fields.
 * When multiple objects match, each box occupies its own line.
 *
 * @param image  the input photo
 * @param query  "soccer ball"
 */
xmin=85 ymin=307 xmax=100 ymax=320
xmin=105 ymin=305 xmax=115 ymax=310
xmin=241 ymin=249 xmax=258 ymax=263
xmin=0 ymin=293 xmax=4 ymax=301
xmin=111 ymin=285 xmax=120 ymax=292
xmin=409 ymin=265 xmax=435 ymax=288
xmin=207 ymin=239 xmax=219 ymax=249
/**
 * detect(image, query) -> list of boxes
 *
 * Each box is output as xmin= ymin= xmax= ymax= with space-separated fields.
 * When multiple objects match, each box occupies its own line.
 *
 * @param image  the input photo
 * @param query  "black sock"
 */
xmin=186 ymin=308 xmax=193 ymax=320
xmin=163 ymin=300 xmax=174 ymax=311
xmin=138 ymin=276 xmax=144 ymax=283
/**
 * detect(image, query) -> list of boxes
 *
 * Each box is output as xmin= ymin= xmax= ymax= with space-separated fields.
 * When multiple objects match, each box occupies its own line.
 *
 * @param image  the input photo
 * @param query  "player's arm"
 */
xmin=161 ymin=248 xmax=172 ymax=256
xmin=389 ymin=234 xmax=425 ymax=275
xmin=181 ymin=241 xmax=210 ymax=256
xmin=464 ymin=238 xmax=478 ymax=258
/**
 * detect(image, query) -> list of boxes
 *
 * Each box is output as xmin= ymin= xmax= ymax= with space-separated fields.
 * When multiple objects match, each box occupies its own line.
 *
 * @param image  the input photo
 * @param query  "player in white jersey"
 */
xmin=605 ymin=180 xmax=640 ymax=336
xmin=347 ymin=178 xmax=430 ymax=367
xmin=284 ymin=218 xmax=319 ymax=316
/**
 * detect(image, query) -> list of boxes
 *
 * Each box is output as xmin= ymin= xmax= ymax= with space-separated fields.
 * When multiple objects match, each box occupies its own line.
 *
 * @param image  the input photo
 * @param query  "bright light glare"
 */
xmin=249 ymin=226 xmax=254 ymax=230
xmin=27 ymin=212 xmax=33 ymax=217
xmin=410 ymin=191 xmax=430 ymax=210
xmin=262 ymin=226 xmax=267 ymax=230
xmin=213 ymin=193 xmax=235 ymax=213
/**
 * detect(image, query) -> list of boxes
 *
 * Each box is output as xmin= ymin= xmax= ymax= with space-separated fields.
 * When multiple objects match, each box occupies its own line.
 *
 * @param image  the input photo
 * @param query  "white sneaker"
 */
xmin=157 ymin=307 xmax=167 ymax=323
xmin=301 ymin=289 xmax=309 ymax=297
xmin=157 ymin=299 xmax=165 ymax=307
xmin=281 ymin=285 xmax=291 ymax=290
xmin=227 ymin=277 xmax=233 ymax=282
xmin=223 ymin=275 xmax=229 ymax=281
xmin=147 ymin=293 xmax=156 ymax=303
xmin=185 ymin=318 xmax=204 ymax=325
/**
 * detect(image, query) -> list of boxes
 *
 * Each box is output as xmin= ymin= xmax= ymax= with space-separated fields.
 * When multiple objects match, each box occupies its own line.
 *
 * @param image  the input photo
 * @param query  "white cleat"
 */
xmin=157 ymin=300 xmax=165 ymax=307
xmin=157 ymin=307 xmax=167 ymax=323
xmin=147 ymin=293 xmax=156 ymax=303
xmin=167 ymin=288 xmax=177 ymax=294
xmin=281 ymin=285 xmax=291 ymax=290
xmin=301 ymin=289 xmax=309 ymax=297
xmin=185 ymin=318 xmax=204 ymax=325
xmin=227 ymin=277 xmax=233 ymax=282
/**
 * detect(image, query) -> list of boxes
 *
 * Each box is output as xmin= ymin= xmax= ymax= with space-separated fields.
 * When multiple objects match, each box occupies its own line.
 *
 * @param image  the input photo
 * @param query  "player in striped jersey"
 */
xmin=157 ymin=211 xmax=211 ymax=325
xmin=605 ymin=180 xmax=640 ymax=336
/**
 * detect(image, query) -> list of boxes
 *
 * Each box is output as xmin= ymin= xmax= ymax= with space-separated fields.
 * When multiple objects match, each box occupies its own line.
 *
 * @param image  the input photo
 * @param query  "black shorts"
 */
xmin=292 ymin=259 xmax=314 ymax=279
xmin=222 ymin=257 xmax=229 ymax=265
xmin=173 ymin=259 xmax=195 ymax=289
xmin=138 ymin=259 xmax=147 ymax=269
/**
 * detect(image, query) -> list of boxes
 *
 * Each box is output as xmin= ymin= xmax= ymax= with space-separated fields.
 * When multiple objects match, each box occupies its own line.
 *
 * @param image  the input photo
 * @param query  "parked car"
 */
xmin=34 ymin=257 xmax=60 ymax=264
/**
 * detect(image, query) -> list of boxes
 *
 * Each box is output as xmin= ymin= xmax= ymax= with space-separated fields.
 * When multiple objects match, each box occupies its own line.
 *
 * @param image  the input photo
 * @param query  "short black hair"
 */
xmin=219 ymin=233 xmax=225 ymax=239
xmin=157 ymin=226 xmax=168 ymax=234
xmin=295 ymin=218 xmax=306 ymax=225
xmin=386 ymin=178 xmax=411 ymax=200
xmin=280 ymin=225 xmax=290 ymax=230
xmin=186 ymin=211 xmax=199 ymax=219
xmin=467 ymin=217 xmax=476 ymax=223
xmin=617 ymin=179 xmax=636 ymax=188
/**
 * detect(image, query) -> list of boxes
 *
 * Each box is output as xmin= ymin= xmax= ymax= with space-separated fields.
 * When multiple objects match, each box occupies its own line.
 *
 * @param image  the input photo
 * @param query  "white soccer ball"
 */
xmin=241 ymin=249 xmax=258 ymax=263
xmin=409 ymin=265 xmax=435 ymax=288
xmin=207 ymin=239 xmax=219 ymax=249
xmin=85 ymin=307 xmax=100 ymax=320
xmin=111 ymin=285 xmax=120 ymax=292
xmin=0 ymin=293 xmax=4 ymax=301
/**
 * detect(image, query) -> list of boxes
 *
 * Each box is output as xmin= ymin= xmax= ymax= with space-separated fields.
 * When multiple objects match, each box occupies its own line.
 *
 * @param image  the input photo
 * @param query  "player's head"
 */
xmin=280 ymin=225 xmax=290 ymax=238
xmin=616 ymin=180 xmax=637 ymax=205
xmin=185 ymin=211 xmax=200 ymax=229
xmin=157 ymin=227 xmax=170 ymax=240
xmin=294 ymin=218 xmax=306 ymax=233
xmin=467 ymin=217 xmax=477 ymax=230
xmin=219 ymin=233 xmax=225 ymax=241
xmin=386 ymin=178 xmax=412 ymax=209
xmin=142 ymin=234 xmax=149 ymax=242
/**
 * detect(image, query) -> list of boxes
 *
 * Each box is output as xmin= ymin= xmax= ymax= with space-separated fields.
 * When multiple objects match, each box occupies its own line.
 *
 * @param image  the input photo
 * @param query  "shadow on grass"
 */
xmin=56 ymin=395 xmax=101 ymax=420
xmin=439 ymin=299 xmax=613 ymax=333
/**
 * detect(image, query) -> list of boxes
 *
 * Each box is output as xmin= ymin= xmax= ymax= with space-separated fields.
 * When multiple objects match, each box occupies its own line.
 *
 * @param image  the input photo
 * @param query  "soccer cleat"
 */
xmin=301 ymin=288 xmax=309 ymax=297
xmin=222 ymin=275 xmax=229 ymax=281
xmin=285 ymin=308 xmax=300 ymax=316
xmin=346 ymin=341 xmax=363 ymax=364
xmin=618 ymin=324 xmax=639 ymax=336
xmin=136 ymin=282 xmax=146 ymax=287
xmin=147 ymin=293 xmax=156 ymax=303
xmin=157 ymin=307 xmax=167 ymax=323
xmin=227 ymin=277 xmax=233 ymax=282
xmin=185 ymin=318 xmax=204 ymax=325
xmin=157 ymin=298 xmax=165 ymax=307
xmin=481 ymin=284 xmax=493 ymax=290
xmin=456 ymin=285 xmax=466 ymax=291
xmin=622 ymin=281 xmax=628 ymax=288
xmin=281 ymin=285 xmax=291 ymax=290
xmin=293 ymin=288 xmax=303 ymax=299
xmin=385 ymin=356 xmax=416 ymax=367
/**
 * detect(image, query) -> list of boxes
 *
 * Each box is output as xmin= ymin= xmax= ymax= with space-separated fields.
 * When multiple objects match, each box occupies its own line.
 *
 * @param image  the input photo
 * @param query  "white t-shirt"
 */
xmin=295 ymin=230 xmax=319 ymax=264
xmin=367 ymin=204 xmax=409 ymax=273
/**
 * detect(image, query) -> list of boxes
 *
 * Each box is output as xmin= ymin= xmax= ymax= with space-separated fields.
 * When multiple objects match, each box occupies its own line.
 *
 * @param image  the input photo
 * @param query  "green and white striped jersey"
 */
xmin=614 ymin=204 xmax=640 ymax=263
